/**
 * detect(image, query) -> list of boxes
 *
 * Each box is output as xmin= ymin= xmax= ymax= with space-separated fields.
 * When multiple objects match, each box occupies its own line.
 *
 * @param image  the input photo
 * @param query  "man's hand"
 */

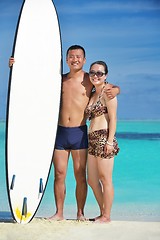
xmin=9 ymin=57 xmax=15 ymax=67
xmin=104 ymin=84 xmax=120 ymax=99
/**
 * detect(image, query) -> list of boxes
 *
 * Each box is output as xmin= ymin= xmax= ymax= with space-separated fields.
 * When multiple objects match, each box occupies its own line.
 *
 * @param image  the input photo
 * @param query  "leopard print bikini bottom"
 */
xmin=88 ymin=129 xmax=119 ymax=159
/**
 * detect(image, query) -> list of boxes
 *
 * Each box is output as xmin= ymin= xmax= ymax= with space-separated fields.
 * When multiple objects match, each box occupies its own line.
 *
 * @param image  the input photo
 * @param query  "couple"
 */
xmin=50 ymin=45 xmax=120 ymax=223
xmin=9 ymin=45 xmax=120 ymax=223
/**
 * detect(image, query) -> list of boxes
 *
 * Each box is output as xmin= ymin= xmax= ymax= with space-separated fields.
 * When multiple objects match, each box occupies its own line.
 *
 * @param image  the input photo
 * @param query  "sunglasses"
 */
xmin=89 ymin=70 xmax=106 ymax=77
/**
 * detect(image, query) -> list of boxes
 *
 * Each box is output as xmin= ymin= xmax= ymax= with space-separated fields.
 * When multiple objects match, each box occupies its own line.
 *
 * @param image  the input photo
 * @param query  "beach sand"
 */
xmin=0 ymin=218 xmax=160 ymax=240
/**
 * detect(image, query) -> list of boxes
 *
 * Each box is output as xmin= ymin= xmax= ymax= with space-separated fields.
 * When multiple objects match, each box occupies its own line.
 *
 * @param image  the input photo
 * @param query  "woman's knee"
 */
xmin=87 ymin=177 xmax=99 ymax=189
xmin=100 ymin=176 xmax=113 ymax=187
xmin=87 ymin=177 xmax=93 ymax=188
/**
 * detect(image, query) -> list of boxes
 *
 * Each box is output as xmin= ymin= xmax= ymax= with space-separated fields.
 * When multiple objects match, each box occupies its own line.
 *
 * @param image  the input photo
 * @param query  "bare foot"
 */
xmin=94 ymin=215 xmax=102 ymax=221
xmin=77 ymin=214 xmax=87 ymax=221
xmin=95 ymin=216 xmax=111 ymax=223
xmin=47 ymin=213 xmax=64 ymax=221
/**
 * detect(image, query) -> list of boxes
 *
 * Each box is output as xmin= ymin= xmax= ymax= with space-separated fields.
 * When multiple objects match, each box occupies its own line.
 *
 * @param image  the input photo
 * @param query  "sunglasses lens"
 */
xmin=89 ymin=71 xmax=105 ymax=77
xmin=89 ymin=71 xmax=95 ymax=77
xmin=97 ymin=72 xmax=103 ymax=77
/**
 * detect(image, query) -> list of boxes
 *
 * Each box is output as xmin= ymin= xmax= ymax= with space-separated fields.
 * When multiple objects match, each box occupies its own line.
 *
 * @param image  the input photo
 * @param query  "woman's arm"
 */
xmin=104 ymin=95 xmax=117 ymax=154
xmin=107 ymin=97 xmax=117 ymax=143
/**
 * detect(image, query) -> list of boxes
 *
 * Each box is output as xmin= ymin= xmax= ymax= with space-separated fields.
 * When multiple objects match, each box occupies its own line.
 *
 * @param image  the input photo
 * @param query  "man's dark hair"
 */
xmin=66 ymin=45 xmax=86 ymax=58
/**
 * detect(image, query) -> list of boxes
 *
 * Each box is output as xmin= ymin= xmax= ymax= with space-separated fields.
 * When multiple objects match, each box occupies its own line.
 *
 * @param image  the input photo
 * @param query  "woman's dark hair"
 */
xmin=90 ymin=61 xmax=108 ymax=74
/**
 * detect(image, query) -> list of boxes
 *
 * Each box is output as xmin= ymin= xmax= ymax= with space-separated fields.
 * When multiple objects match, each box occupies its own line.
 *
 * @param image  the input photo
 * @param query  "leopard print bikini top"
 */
xmin=85 ymin=86 xmax=108 ymax=120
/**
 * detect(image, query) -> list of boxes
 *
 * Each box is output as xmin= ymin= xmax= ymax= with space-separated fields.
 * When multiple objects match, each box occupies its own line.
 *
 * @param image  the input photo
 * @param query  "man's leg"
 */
xmin=71 ymin=149 xmax=88 ymax=220
xmin=49 ymin=149 xmax=69 ymax=220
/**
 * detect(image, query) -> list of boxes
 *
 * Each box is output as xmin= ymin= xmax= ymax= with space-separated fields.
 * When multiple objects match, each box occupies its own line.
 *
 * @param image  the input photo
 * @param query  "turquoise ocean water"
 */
xmin=0 ymin=121 xmax=160 ymax=221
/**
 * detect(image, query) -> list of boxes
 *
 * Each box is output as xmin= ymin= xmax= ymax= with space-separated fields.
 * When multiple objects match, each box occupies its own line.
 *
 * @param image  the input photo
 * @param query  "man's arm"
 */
xmin=104 ymin=83 xmax=120 ymax=99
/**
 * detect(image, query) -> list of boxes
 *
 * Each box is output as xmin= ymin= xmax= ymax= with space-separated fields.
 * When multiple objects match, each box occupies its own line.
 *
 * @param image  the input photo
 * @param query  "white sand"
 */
xmin=0 ymin=218 xmax=160 ymax=240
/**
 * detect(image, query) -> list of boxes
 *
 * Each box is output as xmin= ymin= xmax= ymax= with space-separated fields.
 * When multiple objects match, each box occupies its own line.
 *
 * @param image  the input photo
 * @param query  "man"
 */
xmin=9 ymin=45 xmax=120 ymax=220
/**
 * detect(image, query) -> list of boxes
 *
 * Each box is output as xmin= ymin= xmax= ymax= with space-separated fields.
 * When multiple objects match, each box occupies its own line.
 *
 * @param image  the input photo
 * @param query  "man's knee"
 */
xmin=54 ymin=168 xmax=66 ymax=182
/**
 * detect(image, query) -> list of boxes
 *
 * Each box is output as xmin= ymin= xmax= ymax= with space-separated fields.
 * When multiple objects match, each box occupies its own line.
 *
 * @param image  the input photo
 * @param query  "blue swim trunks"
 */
xmin=54 ymin=125 xmax=88 ymax=150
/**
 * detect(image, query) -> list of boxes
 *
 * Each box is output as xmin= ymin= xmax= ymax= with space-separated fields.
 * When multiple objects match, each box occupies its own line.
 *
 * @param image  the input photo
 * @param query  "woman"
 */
xmin=85 ymin=61 xmax=119 ymax=223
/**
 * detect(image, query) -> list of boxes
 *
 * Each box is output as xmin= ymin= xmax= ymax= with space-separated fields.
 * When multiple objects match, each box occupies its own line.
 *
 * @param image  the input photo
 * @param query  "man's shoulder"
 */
xmin=62 ymin=73 xmax=69 ymax=82
xmin=62 ymin=73 xmax=68 ymax=78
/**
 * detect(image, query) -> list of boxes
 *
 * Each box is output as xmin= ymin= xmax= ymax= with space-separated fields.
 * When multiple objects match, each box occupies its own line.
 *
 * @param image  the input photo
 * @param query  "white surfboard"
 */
xmin=6 ymin=0 xmax=62 ymax=224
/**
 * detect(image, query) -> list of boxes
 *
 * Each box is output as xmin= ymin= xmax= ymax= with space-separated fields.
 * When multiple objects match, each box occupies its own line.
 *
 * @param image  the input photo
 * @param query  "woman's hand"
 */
xmin=104 ymin=144 xmax=114 ymax=155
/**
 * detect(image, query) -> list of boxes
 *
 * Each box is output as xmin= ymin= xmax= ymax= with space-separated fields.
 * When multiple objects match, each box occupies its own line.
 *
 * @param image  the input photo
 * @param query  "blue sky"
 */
xmin=0 ymin=0 xmax=160 ymax=120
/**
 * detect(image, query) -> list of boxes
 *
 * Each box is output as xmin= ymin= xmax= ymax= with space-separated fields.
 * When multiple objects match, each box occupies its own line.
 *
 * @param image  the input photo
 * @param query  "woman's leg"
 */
xmin=96 ymin=156 xmax=114 ymax=223
xmin=87 ymin=154 xmax=103 ymax=216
